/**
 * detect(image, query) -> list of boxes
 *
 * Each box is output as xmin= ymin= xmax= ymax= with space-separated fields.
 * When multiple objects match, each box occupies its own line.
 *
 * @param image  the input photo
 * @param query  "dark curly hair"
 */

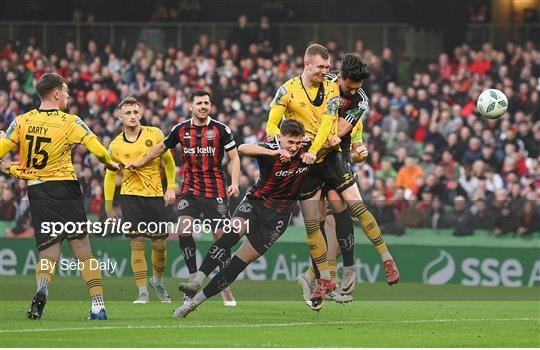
xmin=341 ymin=53 xmax=370 ymax=82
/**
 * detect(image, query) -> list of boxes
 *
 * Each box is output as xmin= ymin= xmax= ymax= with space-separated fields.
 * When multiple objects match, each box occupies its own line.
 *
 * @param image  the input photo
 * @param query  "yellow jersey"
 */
xmin=108 ymin=126 xmax=166 ymax=197
xmin=2 ymin=109 xmax=97 ymax=181
xmin=269 ymin=76 xmax=340 ymax=141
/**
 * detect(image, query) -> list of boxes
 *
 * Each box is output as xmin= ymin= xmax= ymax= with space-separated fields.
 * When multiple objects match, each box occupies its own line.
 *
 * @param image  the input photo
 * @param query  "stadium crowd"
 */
xmin=1 ymin=16 xmax=539 ymax=237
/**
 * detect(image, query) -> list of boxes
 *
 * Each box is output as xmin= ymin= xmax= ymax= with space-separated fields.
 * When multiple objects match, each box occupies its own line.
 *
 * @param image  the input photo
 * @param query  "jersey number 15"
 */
xmin=25 ymin=135 xmax=51 ymax=169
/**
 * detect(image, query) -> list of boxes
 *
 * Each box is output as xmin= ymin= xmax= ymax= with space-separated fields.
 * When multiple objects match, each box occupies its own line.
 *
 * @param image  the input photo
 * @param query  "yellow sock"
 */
xmin=328 ymin=258 xmax=337 ymax=284
xmin=77 ymin=252 xmax=104 ymax=297
xmin=131 ymin=241 xmax=147 ymax=289
xmin=36 ymin=257 xmax=56 ymax=290
xmin=350 ymin=201 xmax=390 ymax=256
xmin=305 ymin=219 xmax=330 ymax=280
xmin=151 ymin=241 xmax=167 ymax=280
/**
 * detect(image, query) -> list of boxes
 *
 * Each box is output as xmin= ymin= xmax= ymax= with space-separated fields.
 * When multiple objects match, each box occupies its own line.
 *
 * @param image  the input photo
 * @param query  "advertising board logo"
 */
xmin=422 ymin=250 xmax=456 ymax=285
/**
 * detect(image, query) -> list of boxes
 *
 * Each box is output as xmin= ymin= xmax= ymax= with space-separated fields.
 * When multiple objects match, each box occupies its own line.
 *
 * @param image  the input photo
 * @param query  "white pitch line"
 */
xmin=0 ymin=317 xmax=538 ymax=334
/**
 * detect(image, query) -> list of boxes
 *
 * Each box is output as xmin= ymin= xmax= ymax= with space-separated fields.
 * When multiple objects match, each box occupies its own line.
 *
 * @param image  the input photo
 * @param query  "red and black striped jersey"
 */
xmin=339 ymin=88 xmax=368 ymax=161
xmin=163 ymin=117 xmax=237 ymax=199
xmin=326 ymin=73 xmax=369 ymax=161
xmin=248 ymin=142 xmax=310 ymax=213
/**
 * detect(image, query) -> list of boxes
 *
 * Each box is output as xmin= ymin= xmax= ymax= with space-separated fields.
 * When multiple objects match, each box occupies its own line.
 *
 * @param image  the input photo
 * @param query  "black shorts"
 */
xmin=233 ymin=196 xmax=291 ymax=255
xmin=27 ymin=180 xmax=87 ymax=252
xmin=300 ymin=151 xmax=357 ymax=200
xmin=322 ymin=155 xmax=358 ymax=195
xmin=177 ymin=193 xmax=230 ymax=229
xmin=121 ymin=195 xmax=168 ymax=239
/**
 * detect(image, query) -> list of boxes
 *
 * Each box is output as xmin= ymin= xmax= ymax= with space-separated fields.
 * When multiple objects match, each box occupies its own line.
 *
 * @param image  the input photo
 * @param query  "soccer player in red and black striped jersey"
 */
xmin=127 ymin=90 xmax=240 ymax=305
xmin=174 ymin=119 xmax=309 ymax=318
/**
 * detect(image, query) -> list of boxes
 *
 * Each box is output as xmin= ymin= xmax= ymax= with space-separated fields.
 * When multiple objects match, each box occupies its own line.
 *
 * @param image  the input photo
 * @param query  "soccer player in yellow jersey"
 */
xmin=104 ymin=97 xmax=177 ymax=304
xmin=266 ymin=44 xmax=343 ymax=309
xmin=297 ymin=54 xmax=400 ymax=307
xmin=0 ymin=73 xmax=119 ymax=320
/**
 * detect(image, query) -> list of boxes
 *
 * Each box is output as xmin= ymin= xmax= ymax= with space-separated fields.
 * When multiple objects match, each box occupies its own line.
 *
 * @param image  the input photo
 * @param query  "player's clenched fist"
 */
xmin=301 ymin=152 xmax=317 ymax=164
xmin=352 ymin=145 xmax=368 ymax=163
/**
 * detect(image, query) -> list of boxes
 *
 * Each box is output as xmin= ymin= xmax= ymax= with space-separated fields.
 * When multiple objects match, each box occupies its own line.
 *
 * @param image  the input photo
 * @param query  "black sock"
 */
xmin=178 ymin=235 xmax=198 ymax=274
xmin=199 ymin=231 xmax=240 ymax=276
xmin=334 ymin=210 xmax=355 ymax=267
xmin=202 ymin=255 xmax=247 ymax=299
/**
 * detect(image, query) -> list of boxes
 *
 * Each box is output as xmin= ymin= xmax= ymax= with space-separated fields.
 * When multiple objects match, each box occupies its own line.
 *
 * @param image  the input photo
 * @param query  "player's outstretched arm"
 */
xmin=0 ymin=138 xmax=16 ymax=159
xmin=103 ymin=169 xmax=119 ymax=217
xmin=83 ymin=137 xmax=120 ymax=171
xmin=227 ymin=148 xmax=241 ymax=198
xmin=238 ymin=143 xmax=279 ymax=157
xmin=127 ymin=142 xmax=167 ymax=170
xmin=161 ymin=149 xmax=177 ymax=206
xmin=266 ymin=108 xmax=283 ymax=138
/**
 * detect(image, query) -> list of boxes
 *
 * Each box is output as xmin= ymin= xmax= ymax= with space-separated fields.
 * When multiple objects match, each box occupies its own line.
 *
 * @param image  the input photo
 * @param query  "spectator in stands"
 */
xmin=382 ymin=105 xmax=408 ymax=145
xmin=0 ymin=33 xmax=538 ymax=236
xmin=441 ymin=196 xmax=475 ymax=236
xmin=0 ymin=186 xmax=17 ymax=220
xmin=396 ymin=156 xmax=424 ymax=192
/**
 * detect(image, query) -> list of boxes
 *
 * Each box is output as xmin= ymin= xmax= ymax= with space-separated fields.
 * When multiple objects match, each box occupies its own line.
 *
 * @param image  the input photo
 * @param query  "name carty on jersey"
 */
xmin=27 ymin=126 xmax=49 ymax=135
xmin=183 ymin=146 xmax=216 ymax=155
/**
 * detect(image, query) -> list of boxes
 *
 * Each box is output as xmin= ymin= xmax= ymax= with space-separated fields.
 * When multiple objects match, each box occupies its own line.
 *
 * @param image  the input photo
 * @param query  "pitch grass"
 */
xmin=0 ymin=276 xmax=539 ymax=347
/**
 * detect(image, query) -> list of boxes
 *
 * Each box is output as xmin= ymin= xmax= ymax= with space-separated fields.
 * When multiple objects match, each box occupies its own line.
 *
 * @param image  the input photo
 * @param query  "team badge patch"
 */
xmin=145 ymin=139 xmax=153 ymax=147
xmin=178 ymin=199 xmax=189 ymax=211
xmin=205 ymin=129 xmax=215 ymax=141
xmin=237 ymin=202 xmax=253 ymax=213
xmin=217 ymin=203 xmax=228 ymax=215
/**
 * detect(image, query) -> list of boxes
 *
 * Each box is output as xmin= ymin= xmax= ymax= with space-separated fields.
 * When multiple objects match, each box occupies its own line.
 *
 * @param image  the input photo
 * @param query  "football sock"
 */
xmin=36 ymin=257 xmax=55 ymax=293
xmin=334 ymin=209 xmax=355 ymax=267
xmin=130 ymin=241 xmax=148 ymax=294
xmin=305 ymin=219 xmax=330 ymax=280
xmin=201 ymin=256 xmax=247 ymax=300
xmin=328 ymin=258 xmax=337 ymax=284
xmin=179 ymin=235 xmax=198 ymax=274
xmin=151 ymin=240 xmax=167 ymax=283
xmin=349 ymin=201 xmax=392 ymax=261
xmin=199 ymin=231 xmax=241 ymax=279
xmin=77 ymin=252 xmax=105 ymax=311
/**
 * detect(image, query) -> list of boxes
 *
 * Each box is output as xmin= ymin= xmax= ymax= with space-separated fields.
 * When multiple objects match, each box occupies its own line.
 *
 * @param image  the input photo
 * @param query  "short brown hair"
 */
xmin=36 ymin=73 xmax=66 ymax=100
xmin=305 ymin=44 xmax=329 ymax=60
xmin=118 ymin=96 xmax=139 ymax=109
xmin=189 ymin=89 xmax=211 ymax=102
xmin=280 ymin=119 xmax=305 ymax=137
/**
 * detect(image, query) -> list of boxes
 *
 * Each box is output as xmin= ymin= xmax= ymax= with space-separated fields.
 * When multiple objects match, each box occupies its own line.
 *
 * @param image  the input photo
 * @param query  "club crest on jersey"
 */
xmin=217 ymin=203 xmax=228 ymax=215
xmin=205 ymin=129 xmax=215 ymax=141
xmin=145 ymin=139 xmax=153 ymax=147
xmin=237 ymin=202 xmax=253 ymax=213
xmin=178 ymin=199 xmax=189 ymax=211
xmin=338 ymin=97 xmax=346 ymax=108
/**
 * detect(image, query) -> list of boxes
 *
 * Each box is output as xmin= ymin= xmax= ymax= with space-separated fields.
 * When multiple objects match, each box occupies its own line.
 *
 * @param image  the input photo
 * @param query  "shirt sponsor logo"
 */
xmin=275 ymin=166 xmax=309 ymax=177
xmin=183 ymin=146 xmax=215 ymax=155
